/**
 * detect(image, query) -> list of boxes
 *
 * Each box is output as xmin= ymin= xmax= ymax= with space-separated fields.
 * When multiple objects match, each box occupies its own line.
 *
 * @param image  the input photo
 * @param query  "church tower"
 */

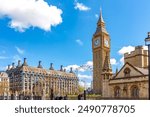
xmin=92 ymin=10 xmax=111 ymax=94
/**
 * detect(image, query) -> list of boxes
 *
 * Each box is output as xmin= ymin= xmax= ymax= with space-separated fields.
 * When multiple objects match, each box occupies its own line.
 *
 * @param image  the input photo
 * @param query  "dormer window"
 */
xmin=124 ymin=67 xmax=131 ymax=77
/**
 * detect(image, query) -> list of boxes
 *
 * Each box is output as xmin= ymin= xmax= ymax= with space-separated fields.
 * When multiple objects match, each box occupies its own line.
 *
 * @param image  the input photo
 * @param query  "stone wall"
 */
xmin=108 ymin=76 xmax=148 ymax=99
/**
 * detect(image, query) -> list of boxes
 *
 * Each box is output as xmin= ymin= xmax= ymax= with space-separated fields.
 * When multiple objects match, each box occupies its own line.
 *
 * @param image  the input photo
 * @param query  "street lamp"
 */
xmin=145 ymin=32 xmax=150 ymax=100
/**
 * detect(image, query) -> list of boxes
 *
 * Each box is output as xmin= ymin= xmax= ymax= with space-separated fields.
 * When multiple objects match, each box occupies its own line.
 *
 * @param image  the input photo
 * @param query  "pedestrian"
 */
xmin=64 ymin=95 xmax=68 ymax=100
xmin=78 ymin=94 xmax=81 ymax=100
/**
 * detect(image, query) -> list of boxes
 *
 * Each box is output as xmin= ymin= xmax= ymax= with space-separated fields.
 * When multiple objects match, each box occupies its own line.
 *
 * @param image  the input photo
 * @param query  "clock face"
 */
xmin=94 ymin=38 xmax=100 ymax=47
xmin=104 ymin=39 xmax=109 ymax=47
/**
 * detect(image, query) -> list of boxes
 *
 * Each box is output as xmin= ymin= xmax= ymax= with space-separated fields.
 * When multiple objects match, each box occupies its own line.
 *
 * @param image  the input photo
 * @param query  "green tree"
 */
xmin=78 ymin=85 xmax=84 ymax=93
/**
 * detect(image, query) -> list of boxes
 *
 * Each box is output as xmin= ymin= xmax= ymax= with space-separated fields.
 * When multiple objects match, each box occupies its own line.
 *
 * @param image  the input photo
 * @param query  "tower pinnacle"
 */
xmin=98 ymin=8 xmax=105 ymax=24
xmin=95 ymin=9 xmax=108 ymax=35
xmin=103 ymin=53 xmax=112 ymax=72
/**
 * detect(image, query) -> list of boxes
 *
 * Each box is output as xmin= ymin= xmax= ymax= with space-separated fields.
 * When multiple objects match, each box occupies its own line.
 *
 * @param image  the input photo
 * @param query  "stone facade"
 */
xmin=6 ymin=58 xmax=78 ymax=99
xmin=92 ymin=10 xmax=111 ymax=94
xmin=92 ymin=10 xmax=149 ymax=99
xmin=107 ymin=62 xmax=148 ymax=99
xmin=0 ymin=72 xmax=9 ymax=97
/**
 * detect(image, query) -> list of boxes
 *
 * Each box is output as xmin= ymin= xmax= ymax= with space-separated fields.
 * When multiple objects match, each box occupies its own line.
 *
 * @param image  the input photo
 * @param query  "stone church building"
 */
xmin=92 ymin=10 xmax=148 ymax=99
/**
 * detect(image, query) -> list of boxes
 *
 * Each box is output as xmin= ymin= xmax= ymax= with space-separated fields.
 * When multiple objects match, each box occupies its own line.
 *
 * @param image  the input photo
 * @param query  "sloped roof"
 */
xmin=19 ymin=66 xmax=77 ymax=78
xmin=103 ymin=54 xmax=112 ymax=72
xmin=22 ymin=66 xmax=47 ymax=74
xmin=94 ymin=9 xmax=108 ymax=35
xmin=112 ymin=62 xmax=148 ymax=79
xmin=95 ymin=26 xmax=108 ymax=35
xmin=47 ymin=69 xmax=77 ymax=78
xmin=134 ymin=67 xmax=148 ymax=75
xmin=0 ymin=72 xmax=8 ymax=77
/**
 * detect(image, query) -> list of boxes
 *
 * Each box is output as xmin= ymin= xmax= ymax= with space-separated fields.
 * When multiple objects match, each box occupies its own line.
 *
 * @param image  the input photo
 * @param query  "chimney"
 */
xmin=7 ymin=65 xmax=10 ymax=70
xmin=60 ymin=65 xmax=63 ymax=71
xmin=12 ymin=63 xmax=15 ymax=69
xmin=70 ymin=67 xmax=73 ymax=73
xmin=37 ymin=61 xmax=43 ymax=68
xmin=148 ymin=32 xmax=150 ymax=38
xmin=22 ymin=58 xmax=28 ymax=66
xmin=17 ymin=60 xmax=21 ymax=67
xmin=49 ymin=63 xmax=54 ymax=70
xmin=64 ymin=69 xmax=66 ymax=72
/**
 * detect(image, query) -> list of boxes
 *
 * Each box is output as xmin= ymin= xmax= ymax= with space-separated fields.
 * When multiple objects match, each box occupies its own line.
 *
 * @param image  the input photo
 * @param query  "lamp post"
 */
xmin=145 ymin=32 xmax=150 ymax=100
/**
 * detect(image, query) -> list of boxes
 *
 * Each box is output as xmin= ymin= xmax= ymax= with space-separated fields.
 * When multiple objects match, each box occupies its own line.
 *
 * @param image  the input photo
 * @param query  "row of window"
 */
xmin=22 ymin=73 xmax=77 ymax=79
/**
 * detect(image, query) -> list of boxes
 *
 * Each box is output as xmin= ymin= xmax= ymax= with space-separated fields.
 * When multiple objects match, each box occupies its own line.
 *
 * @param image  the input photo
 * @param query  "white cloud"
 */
xmin=118 ymin=46 xmax=135 ymax=55
xmin=0 ymin=66 xmax=7 ymax=71
xmin=74 ymin=2 xmax=90 ymax=11
xmin=86 ymin=61 xmax=93 ymax=67
xmin=95 ymin=14 xmax=99 ymax=18
xmin=79 ymin=81 xmax=91 ymax=89
xmin=110 ymin=58 xmax=117 ymax=65
xmin=76 ymin=39 xmax=83 ymax=46
xmin=64 ymin=64 xmax=85 ymax=72
xmin=79 ymin=81 xmax=85 ymax=87
xmin=120 ymin=57 xmax=124 ymax=65
xmin=118 ymin=46 xmax=135 ymax=65
xmin=64 ymin=60 xmax=93 ymax=73
xmin=78 ymin=61 xmax=93 ymax=72
xmin=86 ymin=82 xmax=91 ymax=88
xmin=0 ymin=56 xmax=8 ymax=59
xmin=78 ymin=74 xmax=92 ymax=80
xmin=143 ymin=46 xmax=148 ymax=50
xmin=82 ymin=61 xmax=93 ymax=70
xmin=0 ymin=0 xmax=62 ymax=32
xmin=15 ymin=46 xmax=24 ymax=54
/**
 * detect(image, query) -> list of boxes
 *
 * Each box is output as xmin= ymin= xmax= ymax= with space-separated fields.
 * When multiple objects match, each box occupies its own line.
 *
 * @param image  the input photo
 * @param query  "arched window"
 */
xmin=124 ymin=67 xmax=131 ymax=77
xmin=114 ymin=86 xmax=121 ymax=98
xmin=131 ymin=86 xmax=139 ymax=98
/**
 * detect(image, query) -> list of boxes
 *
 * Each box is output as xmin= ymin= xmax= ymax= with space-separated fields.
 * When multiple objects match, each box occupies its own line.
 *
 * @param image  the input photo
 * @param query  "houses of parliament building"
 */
xmin=92 ymin=10 xmax=149 ymax=99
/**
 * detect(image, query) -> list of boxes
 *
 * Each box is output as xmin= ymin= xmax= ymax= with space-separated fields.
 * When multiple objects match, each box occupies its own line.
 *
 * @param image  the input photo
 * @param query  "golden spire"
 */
xmin=98 ymin=8 xmax=105 ymax=24
xmin=95 ymin=8 xmax=108 ymax=35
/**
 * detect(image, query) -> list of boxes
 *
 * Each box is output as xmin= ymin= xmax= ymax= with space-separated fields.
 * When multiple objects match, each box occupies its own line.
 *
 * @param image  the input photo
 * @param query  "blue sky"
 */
xmin=0 ymin=0 xmax=150 ymax=87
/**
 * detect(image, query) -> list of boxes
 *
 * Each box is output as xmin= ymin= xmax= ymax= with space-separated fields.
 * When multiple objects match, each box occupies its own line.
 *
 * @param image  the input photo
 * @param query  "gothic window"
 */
xmin=114 ymin=86 xmax=121 ymax=98
xmin=124 ymin=67 xmax=131 ymax=77
xmin=131 ymin=86 xmax=139 ymax=98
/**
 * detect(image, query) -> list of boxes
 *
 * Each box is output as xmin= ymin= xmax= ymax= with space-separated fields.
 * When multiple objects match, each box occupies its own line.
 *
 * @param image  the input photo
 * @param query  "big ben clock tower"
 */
xmin=92 ymin=10 xmax=111 ymax=94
